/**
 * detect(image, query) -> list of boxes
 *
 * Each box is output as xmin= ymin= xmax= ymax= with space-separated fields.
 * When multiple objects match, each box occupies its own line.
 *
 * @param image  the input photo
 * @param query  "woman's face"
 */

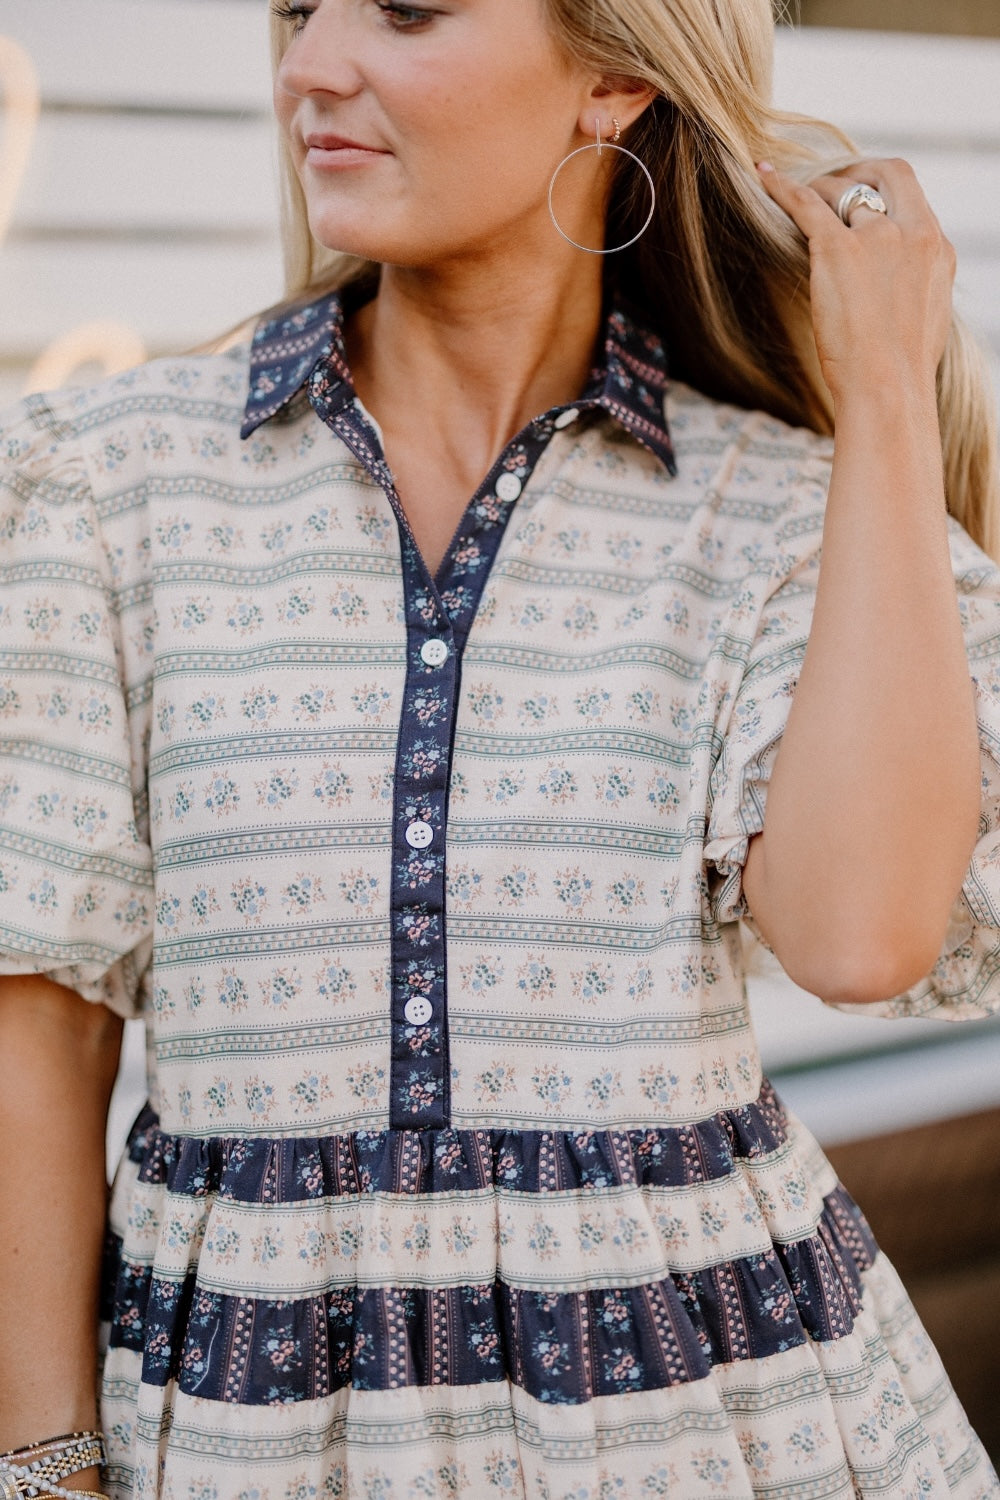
xmin=273 ymin=0 xmax=606 ymax=268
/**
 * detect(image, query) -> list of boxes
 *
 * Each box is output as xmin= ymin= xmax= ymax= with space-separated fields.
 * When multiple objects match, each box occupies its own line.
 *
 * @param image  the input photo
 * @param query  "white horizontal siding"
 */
xmin=0 ymin=0 xmax=271 ymax=110
xmin=13 ymin=114 xmax=277 ymax=234
xmin=0 ymin=241 xmax=281 ymax=354
xmin=771 ymin=26 xmax=1000 ymax=145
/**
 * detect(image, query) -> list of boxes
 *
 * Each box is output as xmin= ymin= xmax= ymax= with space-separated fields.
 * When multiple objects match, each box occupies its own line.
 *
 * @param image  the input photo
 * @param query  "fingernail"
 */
xmin=756 ymin=161 xmax=774 ymax=174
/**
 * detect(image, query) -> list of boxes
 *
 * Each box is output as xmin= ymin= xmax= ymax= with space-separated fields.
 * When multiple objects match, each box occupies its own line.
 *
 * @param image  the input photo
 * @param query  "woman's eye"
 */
xmin=271 ymin=2 xmax=316 ymax=32
xmin=374 ymin=2 xmax=436 ymax=29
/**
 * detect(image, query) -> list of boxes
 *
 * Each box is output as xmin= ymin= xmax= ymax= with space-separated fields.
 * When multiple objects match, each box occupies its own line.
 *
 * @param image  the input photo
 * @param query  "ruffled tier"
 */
xmin=103 ymin=1083 xmax=878 ymax=1407
xmin=115 ymin=1081 xmax=794 ymax=1200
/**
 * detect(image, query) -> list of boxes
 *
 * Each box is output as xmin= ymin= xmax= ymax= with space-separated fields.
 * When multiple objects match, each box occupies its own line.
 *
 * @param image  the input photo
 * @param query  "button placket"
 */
xmin=390 ymin=625 xmax=456 ymax=1129
xmin=304 ymin=333 xmax=604 ymax=1131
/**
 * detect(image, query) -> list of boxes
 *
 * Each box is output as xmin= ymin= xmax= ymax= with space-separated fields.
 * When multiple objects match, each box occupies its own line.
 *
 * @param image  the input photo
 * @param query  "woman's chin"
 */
xmin=307 ymin=218 xmax=379 ymax=260
xmin=304 ymin=208 xmax=511 ymax=272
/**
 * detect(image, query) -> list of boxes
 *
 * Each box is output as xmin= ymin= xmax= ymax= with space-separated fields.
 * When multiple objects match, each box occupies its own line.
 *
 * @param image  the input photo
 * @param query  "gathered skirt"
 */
xmin=99 ymin=1082 xmax=1000 ymax=1499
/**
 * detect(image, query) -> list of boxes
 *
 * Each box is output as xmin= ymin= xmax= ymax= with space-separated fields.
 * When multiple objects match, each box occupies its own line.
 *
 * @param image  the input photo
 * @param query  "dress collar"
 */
xmin=241 ymin=287 xmax=675 ymax=475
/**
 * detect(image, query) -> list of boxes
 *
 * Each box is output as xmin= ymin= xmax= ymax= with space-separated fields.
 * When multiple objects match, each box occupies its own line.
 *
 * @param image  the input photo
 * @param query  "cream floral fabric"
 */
xmin=1 ymin=325 xmax=998 ymax=1498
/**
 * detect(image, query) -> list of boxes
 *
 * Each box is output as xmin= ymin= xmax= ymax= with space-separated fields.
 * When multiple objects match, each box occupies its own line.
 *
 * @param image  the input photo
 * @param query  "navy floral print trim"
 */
xmin=240 ymin=291 xmax=676 ymax=477
xmin=240 ymin=291 xmax=676 ymax=1130
xmin=120 ymin=1080 xmax=790 ymax=1201
xmin=103 ymin=1088 xmax=879 ymax=1406
xmin=104 ymin=1189 xmax=874 ymax=1406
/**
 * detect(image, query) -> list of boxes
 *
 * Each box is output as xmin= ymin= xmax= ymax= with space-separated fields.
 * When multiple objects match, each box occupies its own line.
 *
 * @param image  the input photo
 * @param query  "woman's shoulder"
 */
xmin=663 ymin=379 xmax=834 ymax=558
xmin=668 ymin=380 xmax=1000 ymax=600
xmin=0 ymin=343 xmax=253 ymax=477
xmin=667 ymin=378 xmax=834 ymax=467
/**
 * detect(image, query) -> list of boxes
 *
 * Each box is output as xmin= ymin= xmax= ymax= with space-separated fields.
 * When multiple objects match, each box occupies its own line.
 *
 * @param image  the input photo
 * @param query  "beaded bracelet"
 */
xmin=0 ymin=1468 xmax=106 ymax=1500
xmin=0 ymin=1434 xmax=102 ymax=1458
xmin=0 ymin=1482 xmax=105 ymax=1500
xmin=1 ymin=1438 xmax=103 ymax=1476
xmin=0 ymin=1431 xmax=106 ymax=1500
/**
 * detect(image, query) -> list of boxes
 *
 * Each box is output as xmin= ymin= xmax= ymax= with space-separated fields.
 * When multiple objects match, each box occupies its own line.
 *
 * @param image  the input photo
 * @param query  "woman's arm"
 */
xmin=743 ymin=160 xmax=981 ymax=1005
xmin=0 ymin=975 xmax=122 ymax=1490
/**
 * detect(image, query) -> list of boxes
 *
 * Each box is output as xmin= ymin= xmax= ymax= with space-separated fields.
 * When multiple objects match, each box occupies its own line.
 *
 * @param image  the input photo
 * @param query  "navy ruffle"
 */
xmin=105 ymin=1086 xmax=879 ymax=1407
xmin=105 ymin=1187 xmax=874 ymax=1405
xmin=123 ymin=1081 xmax=790 ymax=1203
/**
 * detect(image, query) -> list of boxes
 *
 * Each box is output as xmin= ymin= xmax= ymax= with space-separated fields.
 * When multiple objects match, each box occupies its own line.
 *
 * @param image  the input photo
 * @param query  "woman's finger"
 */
xmin=756 ymin=162 xmax=847 ymax=241
xmin=807 ymin=158 xmax=940 ymax=233
xmin=755 ymin=158 xmax=956 ymax=398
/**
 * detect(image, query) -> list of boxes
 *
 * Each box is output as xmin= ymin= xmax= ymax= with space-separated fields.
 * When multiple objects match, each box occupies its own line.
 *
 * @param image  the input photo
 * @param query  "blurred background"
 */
xmin=0 ymin=0 xmax=998 ymax=1461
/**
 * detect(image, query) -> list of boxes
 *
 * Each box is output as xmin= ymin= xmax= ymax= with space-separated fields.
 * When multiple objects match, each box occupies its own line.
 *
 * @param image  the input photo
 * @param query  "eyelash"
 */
xmin=271 ymin=2 xmax=315 ymax=31
xmin=271 ymin=2 xmax=435 ymax=32
xmin=375 ymin=2 xmax=435 ymax=27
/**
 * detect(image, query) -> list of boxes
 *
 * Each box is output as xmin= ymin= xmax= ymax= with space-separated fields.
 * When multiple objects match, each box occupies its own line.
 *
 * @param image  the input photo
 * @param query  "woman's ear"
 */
xmin=578 ymin=78 xmax=658 ymax=139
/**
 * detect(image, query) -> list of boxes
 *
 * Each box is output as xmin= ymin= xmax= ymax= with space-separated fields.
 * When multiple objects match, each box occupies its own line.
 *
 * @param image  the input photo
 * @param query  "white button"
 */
xmin=495 ymin=472 xmax=522 ymax=502
xmin=404 ymin=996 xmax=433 ymax=1026
xmin=421 ymin=638 xmax=449 ymax=668
xmin=405 ymin=820 xmax=434 ymax=850
xmin=554 ymin=408 xmax=579 ymax=429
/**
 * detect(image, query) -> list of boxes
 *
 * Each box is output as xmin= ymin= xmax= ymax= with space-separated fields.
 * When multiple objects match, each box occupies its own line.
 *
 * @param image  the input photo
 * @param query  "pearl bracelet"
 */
xmin=0 ymin=1467 xmax=106 ymax=1500
xmin=0 ymin=1431 xmax=107 ymax=1500
xmin=0 ymin=1480 xmax=105 ymax=1500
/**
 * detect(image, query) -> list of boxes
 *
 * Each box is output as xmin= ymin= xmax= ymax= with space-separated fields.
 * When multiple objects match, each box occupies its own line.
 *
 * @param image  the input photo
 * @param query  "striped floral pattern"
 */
xmin=102 ymin=1090 xmax=877 ymax=1405
xmin=1 ymin=293 xmax=999 ymax=1497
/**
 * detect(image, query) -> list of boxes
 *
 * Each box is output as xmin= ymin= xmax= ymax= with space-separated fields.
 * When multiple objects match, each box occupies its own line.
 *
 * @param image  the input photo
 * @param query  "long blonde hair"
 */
xmin=269 ymin=0 xmax=999 ymax=556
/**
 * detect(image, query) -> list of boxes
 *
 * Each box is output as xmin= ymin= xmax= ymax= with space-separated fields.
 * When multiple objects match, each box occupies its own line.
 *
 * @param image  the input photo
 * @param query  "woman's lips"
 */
xmin=304 ymin=134 xmax=387 ymax=168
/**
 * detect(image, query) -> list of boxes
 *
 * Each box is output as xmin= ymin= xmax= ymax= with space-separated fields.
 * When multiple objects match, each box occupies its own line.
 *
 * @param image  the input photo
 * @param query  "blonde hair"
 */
xmin=269 ymin=0 xmax=999 ymax=556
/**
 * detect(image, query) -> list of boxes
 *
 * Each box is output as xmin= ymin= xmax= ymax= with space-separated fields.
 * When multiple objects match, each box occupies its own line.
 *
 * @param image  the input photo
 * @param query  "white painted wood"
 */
xmin=885 ymin=149 xmax=1000 ymax=244
xmin=770 ymin=1028 xmax=1000 ymax=1144
xmin=10 ymin=114 xmax=278 ymax=233
xmin=772 ymin=27 xmax=1000 ymax=145
xmin=0 ymin=0 xmax=272 ymax=112
xmin=0 ymin=241 xmax=283 ymax=358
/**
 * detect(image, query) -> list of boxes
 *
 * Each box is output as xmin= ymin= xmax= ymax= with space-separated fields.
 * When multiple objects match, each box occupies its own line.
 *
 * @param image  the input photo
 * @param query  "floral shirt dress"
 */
xmin=1 ymin=291 xmax=999 ymax=1500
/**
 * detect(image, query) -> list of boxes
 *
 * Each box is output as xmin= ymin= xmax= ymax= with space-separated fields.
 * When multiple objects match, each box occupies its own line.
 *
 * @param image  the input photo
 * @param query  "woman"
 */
xmin=1 ymin=0 xmax=998 ymax=1495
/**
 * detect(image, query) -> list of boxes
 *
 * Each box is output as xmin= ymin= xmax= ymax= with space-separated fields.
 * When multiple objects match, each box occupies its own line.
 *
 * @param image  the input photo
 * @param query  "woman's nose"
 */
xmin=275 ymin=5 xmax=363 ymax=102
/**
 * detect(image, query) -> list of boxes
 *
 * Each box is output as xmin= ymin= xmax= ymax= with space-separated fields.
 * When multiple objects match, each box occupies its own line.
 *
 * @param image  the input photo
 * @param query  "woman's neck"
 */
xmin=345 ymin=255 xmax=606 ymax=467
xmin=339 ymin=252 xmax=607 ymax=576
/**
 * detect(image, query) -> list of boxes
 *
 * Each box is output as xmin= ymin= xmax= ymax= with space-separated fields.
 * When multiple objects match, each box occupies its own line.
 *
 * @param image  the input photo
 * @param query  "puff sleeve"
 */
xmin=0 ymin=391 xmax=153 ymax=1016
xmin=702 ymin=428 xmax=826 ymax=933
xmin=704 ymin=442 xmax=1000 ymax=1022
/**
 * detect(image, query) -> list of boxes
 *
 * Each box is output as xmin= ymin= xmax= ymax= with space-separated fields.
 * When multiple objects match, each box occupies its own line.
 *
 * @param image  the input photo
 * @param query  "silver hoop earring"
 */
xmin=548 ymin=119 xmax=656 ymax=255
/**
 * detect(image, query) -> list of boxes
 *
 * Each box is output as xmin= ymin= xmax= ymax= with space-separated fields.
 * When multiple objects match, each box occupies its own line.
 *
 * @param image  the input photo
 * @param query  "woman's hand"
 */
xmin=757 ymin=159 xmax=956 ymax=405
